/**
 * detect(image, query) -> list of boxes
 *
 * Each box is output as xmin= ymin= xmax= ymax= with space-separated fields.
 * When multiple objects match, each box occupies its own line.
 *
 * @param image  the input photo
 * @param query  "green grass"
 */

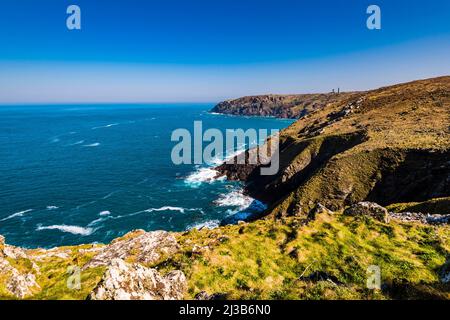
xmin=1 ymin=212 xmax=448 ymax=300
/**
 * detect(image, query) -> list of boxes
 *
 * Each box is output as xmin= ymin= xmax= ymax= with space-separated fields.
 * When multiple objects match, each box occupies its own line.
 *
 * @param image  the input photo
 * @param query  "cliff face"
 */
xmin=211 ymin=93 xmax=358 ymax=118
xmin=216 ymin=76 xmax=450 ymax=218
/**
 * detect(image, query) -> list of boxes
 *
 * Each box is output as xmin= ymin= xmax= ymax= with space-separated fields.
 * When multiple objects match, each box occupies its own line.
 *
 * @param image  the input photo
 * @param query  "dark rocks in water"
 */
xmin=219 ymin=200 xmax=268 ymax=226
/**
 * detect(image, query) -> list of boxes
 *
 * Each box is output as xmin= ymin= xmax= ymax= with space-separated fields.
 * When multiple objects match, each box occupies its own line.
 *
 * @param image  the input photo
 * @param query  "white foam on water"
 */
xmin=117 ymin=206 xmax=202 ymax=220
xmin=184 ymin=143 xmax=249 ymax=188
xmin=92 ymin=123 xmax=119 ymax=130
xmin=1 ymin=209 xmax=33 ymax=221
xmin=187 ymin=220 xmax=220 ymax=231
xmin=214 ymin=188 xmax=268 ymax=221
xmin=145 ymin=206 xmax=187 ymax=214
xmin=36 ymin=225 xmax=94 ymax=236
xmin=214 ymin=190 xmax=254 ymax=210
xmin=184 ymin=167 xmax=224 ymax=187
xmin=46 ymin=206 xmax=59 ymax=210
xmin=88 ymin=216 xmax=112 ymax=226
xmin=82 ymin=142 xmax=100 ymax=147
xmin=184 ymin=166 xmax=228 ymax=188
xmin=67 ymin=140 xmax=85 ymax=146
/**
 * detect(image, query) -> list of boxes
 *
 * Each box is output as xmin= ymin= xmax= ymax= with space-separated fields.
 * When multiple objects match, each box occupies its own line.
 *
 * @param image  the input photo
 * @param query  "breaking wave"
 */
xmin=36 ymin=224 xmax=95 ymax=236
xmin=214 ymin=190 xmax=254 ymax=210
xmin=184 ymin=167 xmax=225 ymax=187
xmin=187 ymin=220 xmax=220 ymax=230
xmin=82 ymin=142 xmax=100 ymax=147
xmin=1 ymin=209 xmax=33 ymax=221
xmin=92 ymin=123 xmax=119 ymax=130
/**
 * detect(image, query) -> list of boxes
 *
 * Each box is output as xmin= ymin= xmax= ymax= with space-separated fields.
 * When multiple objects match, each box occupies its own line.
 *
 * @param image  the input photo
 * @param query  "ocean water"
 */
xmin=0 ymin=104 xmax=293 ymax=248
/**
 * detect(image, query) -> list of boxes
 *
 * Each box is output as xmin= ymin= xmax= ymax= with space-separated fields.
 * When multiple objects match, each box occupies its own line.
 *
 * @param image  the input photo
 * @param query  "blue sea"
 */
xmin=0 ymin=104 xmax=293 ymax=248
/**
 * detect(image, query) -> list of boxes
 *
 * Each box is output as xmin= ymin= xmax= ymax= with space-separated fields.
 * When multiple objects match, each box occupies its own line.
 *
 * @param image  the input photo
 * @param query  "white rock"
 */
xmin=83 ymin=230 xmax=179 ymax=269
xmin=89 ymin=258 xmax=187 ymax=300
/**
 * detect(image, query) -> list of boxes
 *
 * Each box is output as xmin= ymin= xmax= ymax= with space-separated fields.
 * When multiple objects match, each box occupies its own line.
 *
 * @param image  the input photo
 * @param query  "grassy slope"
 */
xmin=1 ymin=213 xmax=448 ymax=300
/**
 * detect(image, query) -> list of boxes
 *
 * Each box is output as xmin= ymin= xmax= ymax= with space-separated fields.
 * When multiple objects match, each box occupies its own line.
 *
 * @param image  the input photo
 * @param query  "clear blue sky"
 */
xmin=0 ymin=0 xmax=449 ymax=103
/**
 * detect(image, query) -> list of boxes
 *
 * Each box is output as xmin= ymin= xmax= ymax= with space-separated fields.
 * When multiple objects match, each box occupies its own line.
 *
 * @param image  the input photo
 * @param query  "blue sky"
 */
xmin=0 ymin=0 xmax=449 ymax=103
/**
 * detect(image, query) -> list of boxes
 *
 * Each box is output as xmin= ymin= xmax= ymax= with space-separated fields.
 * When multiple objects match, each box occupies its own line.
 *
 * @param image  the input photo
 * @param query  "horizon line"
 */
xmin=1 ymin=74 xmax=448 ymax=106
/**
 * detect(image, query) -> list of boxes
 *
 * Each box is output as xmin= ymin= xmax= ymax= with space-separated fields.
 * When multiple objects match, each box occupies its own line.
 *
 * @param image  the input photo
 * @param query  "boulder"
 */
xmin=344 ymin=202 xmax=390 ymax=223
xmin=83 ymin=230 xmax=179 ymax=269
xmin=89 ymin=259 xmax=186 ymax=300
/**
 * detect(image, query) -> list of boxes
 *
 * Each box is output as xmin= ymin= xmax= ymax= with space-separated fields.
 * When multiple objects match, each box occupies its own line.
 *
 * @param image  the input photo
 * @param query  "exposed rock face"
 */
xmin=389 ymin=211 xmax=450 ymax=225
xmin=83 ymin=230 xmax=179 ymax=269
xmin=344 ymin=202 xmax=390 ymax=223
xmin=89 ymin=259 xmax=187 ymax=300
xmin=211 ymin=93 xmax=358 ymax=119
xmin=5 ymin=271 xmax=39 ymax=299
xmin=0 ymin=239 xmax=40 ymax=298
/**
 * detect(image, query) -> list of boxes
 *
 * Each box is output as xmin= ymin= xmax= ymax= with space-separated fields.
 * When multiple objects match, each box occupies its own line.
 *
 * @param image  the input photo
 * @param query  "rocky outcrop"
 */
xmin=83 ymin=230 xmax=179 ymax=269
xmin=211 ymin=93 xmax=358 ymax=118
xmin=389 ymin=211 xmax=450 ymax=225
xmin=344 ymin=202 xmax=390 ymax=223
xmin=89 ymin=258 xmax=186 ymax=300
xmin=0 ymin=238 xmax=40 ymax=298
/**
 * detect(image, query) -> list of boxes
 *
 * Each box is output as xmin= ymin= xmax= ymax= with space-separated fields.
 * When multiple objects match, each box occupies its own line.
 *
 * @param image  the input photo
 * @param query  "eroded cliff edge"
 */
xmin=215 ymin=76 xmax=450 ymax=219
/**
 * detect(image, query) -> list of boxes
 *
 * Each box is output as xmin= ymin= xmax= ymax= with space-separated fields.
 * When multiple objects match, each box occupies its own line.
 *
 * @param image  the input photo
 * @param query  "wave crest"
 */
xmin=184 ymin=167 xmax=225 ymax=187
xmin=1 ymin=209 xmax=33 ymax=221
xmin=36 ymin=225 xmax=94 ymax=236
